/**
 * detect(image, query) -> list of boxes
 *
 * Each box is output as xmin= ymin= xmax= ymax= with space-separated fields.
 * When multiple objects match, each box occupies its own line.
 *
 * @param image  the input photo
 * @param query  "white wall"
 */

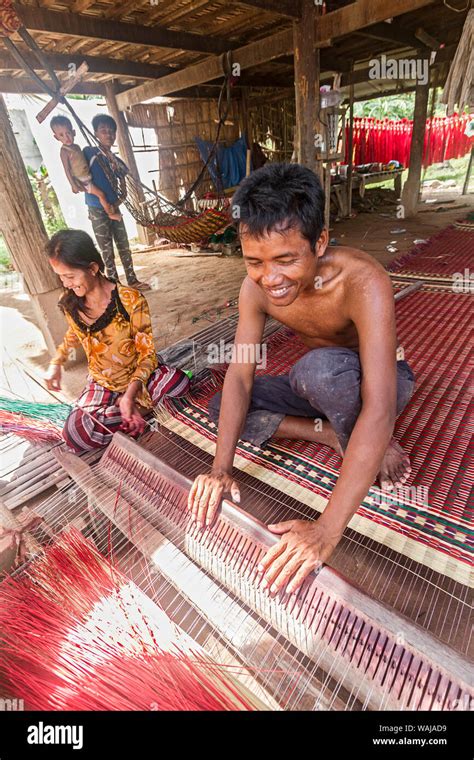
xmin=10 ymin=109 xmax=43 ymax=171
xmin=5 ymin=94 xmax=158 ymax=242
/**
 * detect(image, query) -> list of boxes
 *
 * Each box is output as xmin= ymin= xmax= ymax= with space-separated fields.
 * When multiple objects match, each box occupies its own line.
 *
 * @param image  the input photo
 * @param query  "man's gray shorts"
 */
xmin=208 ymin=346 xmax=415 ymax=450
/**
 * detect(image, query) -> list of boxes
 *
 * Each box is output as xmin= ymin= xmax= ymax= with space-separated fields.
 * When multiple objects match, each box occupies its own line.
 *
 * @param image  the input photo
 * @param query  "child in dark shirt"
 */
xmin=83 ymin=114 xmax=149 ymax=291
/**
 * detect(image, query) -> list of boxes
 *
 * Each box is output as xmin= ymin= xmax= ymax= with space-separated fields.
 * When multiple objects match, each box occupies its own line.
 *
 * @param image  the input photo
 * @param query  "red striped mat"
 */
xmin=388 ymin=224 xmax=474 ymax=280
xmin=162 ymin=289 xmax=473 ymax=584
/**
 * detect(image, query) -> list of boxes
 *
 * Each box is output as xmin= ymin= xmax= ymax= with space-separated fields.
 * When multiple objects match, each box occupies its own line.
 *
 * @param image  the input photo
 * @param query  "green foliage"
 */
xmin=354 ymin=93 xmax=416 ymax=120
xmin=422 ymin=155 xmax=470 ymax=184
xmin=353 ymin=90 xmax=451 ymax=121
xmin=0 ymin=235 xmax=11 ymax=272
xmin=27 ymin=164 xmax=67 ymax=237
xmin=0 ymin=166 xmax=67 ymax=272
xmin=44 ymin=216 xmax=68 ymax=236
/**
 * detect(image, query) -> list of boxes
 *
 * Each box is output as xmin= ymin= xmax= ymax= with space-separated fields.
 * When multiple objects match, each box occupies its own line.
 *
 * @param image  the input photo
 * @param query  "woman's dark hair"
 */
xmin=92 ymin=114 xmax=117 ymax=133
xmin=47 ymin=229 xmax=105 ymax=319
xmin=231 ymin=162 xmax=325 ymax=251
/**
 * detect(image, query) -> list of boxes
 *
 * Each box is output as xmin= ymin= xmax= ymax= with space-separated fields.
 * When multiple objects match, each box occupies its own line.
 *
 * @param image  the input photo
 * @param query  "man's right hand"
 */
xmin=187 ymin=471 xmax=240 ymax=528
xmin=45 ymin=365 xmax=62 ymax=391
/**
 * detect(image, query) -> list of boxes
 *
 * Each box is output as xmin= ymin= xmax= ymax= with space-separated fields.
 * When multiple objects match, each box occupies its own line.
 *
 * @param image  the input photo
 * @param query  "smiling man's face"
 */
xmin=242 ymin=224 xmax=328 ymax=306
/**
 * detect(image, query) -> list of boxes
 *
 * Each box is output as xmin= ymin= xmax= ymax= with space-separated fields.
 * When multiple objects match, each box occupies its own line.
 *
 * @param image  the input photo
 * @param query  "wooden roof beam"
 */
xmin=233 ymin=0 xmax=302 ymax=19
xmin=117 ymin=28 xmax=296 ymax=108
xmin=105 ymin=0 xmax=140 ymax=20
xmin=354 ymin=21 xmax=425 ymax=49
xmin=0 ymin=50 xmax=175 ymax=80
xmin=15 ymin=5 xmax=238 ymax=55
xmin=2 ymin=52 xmax=449 ymax=100
xmin=274 ymin=45 xmax=456 ymax=87
xmin=0 ymin=77 xmax=108 ymax=94
xmin=283 ymin=51 xmax=354 ymax=73
xmin=0 ymin=76 xmax=240 ymax=100
xmin=116 ymin=0 xmax=436 ymax=108
xmin=339 ymin=43 xmax=454 ymax=87
xmin=147 ymin=0 xmax=217 ymax=25
xmin=71 ymin=0 xmax=95 ymax=11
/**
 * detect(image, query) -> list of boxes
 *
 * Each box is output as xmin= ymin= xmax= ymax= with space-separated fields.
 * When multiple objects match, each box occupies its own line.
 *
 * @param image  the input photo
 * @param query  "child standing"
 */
xmin=50 ymin=115 xmax=121 ymax=221
xmin=83 ymin=114 xmax=149 ymax=292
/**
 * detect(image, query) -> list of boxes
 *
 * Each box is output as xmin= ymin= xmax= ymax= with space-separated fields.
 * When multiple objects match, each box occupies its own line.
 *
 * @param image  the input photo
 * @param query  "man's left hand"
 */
xmin=258 ymin=519 xmax=343 ymax=595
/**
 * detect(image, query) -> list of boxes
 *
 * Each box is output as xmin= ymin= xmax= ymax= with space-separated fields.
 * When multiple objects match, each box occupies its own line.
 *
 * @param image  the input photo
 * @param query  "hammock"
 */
xmin=141 ymin=207 xmax=229 ymax=245
xmin=101 ymin=61 xmax=235 ymax=243
xmin=0 ymin=1 xmax=232 ymax=244
xmin=121 ymin=170 xmax=230 ymax=244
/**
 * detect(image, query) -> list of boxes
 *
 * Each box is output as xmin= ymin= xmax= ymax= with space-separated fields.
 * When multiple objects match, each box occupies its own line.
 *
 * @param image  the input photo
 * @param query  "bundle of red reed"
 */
xmin=0 ymin=527 xmax=266 ymax=711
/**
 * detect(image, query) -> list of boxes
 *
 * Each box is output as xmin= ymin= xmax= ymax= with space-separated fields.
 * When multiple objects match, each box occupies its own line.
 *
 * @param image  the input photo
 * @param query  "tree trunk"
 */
xmin=0 ymin=95 xmax=65 ymax=355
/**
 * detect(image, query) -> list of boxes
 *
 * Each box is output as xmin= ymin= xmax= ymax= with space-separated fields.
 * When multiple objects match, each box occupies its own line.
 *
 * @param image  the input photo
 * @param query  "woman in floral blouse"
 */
xmin=45 ymin=229 xmax=189 ymax=452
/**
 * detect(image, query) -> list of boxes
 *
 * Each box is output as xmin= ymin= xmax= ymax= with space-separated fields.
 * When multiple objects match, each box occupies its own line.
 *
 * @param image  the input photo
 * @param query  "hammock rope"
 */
xmin=90 ymin=59 xmax=234 ymax=243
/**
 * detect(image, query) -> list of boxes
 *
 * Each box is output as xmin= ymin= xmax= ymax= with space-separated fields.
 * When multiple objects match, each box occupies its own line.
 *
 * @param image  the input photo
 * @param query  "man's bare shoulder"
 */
xmin=329 ymin=247 xmax=394 ymax=325
xmin=330 ymin=244 xmax=386 ymax=272
xmin=239 ymin=275 xmax=267 ymax=312
xmin=331 ymin=246 xmax=391 ymax=291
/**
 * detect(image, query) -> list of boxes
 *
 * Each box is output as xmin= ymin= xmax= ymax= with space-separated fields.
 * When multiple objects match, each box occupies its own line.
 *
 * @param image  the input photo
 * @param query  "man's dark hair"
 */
xmin=231 ymin=162 xmax=325 ymax=251
xmin=50 ymin=115 xmax=73 ymax=132
xmin=92 ymin=114 xmax=117 ymax=133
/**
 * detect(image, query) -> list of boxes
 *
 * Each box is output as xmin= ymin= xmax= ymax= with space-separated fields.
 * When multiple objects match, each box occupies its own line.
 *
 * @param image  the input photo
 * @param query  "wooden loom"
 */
xmin=1 ymin=283 xmax=472 ymax=711
xmin=4 ymin=422 xmax=464 ymax=712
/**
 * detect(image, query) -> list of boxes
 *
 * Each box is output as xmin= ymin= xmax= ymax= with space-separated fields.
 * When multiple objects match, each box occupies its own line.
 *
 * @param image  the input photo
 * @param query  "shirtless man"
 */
xmin=188 ymin=162 xmax=414 ymax=596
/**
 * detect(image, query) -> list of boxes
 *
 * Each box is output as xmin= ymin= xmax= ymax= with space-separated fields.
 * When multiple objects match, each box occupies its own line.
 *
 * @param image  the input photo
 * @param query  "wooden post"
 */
xmin=324 ymin=162 xmax=331 ymax=230
xmin=245 ymin=150 xmax=251 ymax=177
xmin=421 ymin=72 xmax=438 ymax=188
xmin=401 ymin=78 xmax=430 ymax=218
xmin=240 ymin=86 xmax=251 ymax=147
xmin=462 ymin=146 xmax=473 ymax=195
xmin=104 ymin=79 xmax=152 ymax=245
xmin=293 ymin=0 xmax=322 ymax=181
xmin=0 ymin=95 xmax=65 ymax=357
xmin=346 ymin=72 xmax=355 ymax=217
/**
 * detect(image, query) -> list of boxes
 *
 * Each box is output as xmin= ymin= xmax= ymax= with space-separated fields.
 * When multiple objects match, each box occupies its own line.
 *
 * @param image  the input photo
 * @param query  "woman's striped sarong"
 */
xmin=63 ymin=365 xmax=190 ymax=452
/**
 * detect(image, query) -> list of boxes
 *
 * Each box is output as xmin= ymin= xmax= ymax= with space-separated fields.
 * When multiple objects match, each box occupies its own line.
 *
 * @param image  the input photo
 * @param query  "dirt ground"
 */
xmin=0 ymin=199 xmax=472 ymax=404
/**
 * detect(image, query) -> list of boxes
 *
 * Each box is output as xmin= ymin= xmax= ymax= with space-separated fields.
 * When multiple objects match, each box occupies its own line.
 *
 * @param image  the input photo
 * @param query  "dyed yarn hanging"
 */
xmin=0 ymin=397 xmax=70 ymax=443
xmin=346 ymin=113 xmax=473 ymax=167
xmin=0 ymin=410 xmax=63 ymax=443
xmin=0 ymin=396 xmax=70 ymax=424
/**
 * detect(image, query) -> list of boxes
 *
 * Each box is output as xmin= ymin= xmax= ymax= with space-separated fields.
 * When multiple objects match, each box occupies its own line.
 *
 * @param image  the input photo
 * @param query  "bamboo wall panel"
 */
xmin=248 ymin=96 xmax=295 ymax=163
xmin=126 ymin=98 xmax=240 ymax=201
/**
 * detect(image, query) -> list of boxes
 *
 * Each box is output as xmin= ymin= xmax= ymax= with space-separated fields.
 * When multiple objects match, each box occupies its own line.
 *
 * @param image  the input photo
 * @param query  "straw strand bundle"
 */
xmin=0 ymin=527 xmax=266 ymax=711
